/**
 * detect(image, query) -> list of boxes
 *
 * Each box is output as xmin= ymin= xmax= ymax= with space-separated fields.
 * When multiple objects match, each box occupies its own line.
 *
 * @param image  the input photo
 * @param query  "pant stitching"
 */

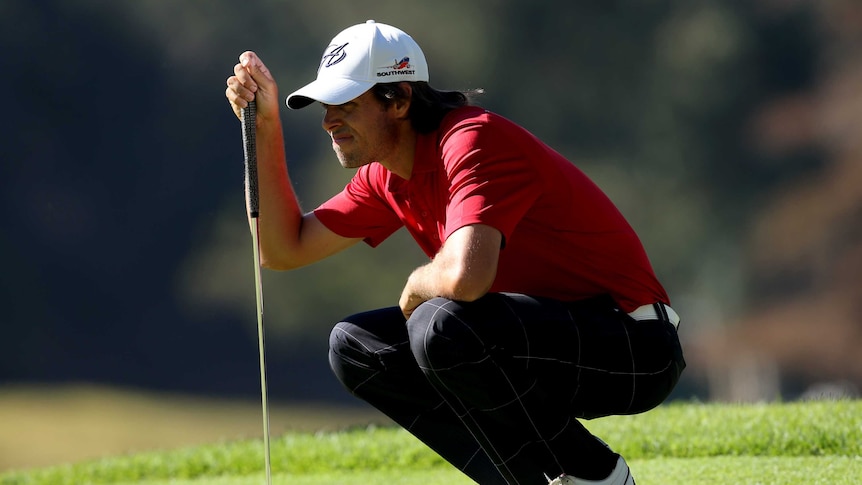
xmin=423 ymin=298 xmax=566 ymax=478
xmin=332 ymin=325 xmax=411 ymax=394
xmin=421 ymin=299 xmax=518 ymax=482
xmin=623 ymin=322 xmax=636 ymax=413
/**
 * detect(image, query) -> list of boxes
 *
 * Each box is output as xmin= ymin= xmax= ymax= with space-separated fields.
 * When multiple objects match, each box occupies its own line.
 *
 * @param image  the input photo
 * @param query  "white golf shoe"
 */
xmin=546 ymin=456 xmax=635 ymax=485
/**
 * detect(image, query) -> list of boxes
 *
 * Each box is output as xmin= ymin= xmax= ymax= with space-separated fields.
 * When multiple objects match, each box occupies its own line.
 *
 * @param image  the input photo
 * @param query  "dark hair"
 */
xmin=371 ymin=82 xmax=484 ymax=133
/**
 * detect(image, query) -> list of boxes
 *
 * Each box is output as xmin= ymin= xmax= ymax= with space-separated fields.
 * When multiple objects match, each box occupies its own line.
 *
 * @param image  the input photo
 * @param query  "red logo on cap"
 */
xmin=391 ymin=57 xmax=411 ymax=70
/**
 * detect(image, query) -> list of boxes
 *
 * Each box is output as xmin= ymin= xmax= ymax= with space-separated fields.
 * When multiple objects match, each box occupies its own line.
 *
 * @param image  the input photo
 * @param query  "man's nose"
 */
xmin=322 ymin=105 xmax=340 ymax=132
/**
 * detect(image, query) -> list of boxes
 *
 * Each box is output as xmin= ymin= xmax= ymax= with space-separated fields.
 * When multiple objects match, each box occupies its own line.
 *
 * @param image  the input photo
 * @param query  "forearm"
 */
xmin=405 ymin=257 xmax=487 ymax=303
xmin=249 ymin=119 xmax=304 ymax=270
xmin=399 ymin=225 xmax=501 ymax=317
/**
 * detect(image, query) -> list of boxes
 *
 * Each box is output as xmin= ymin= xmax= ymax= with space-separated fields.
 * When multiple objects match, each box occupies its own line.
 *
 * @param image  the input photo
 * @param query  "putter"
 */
xmin=241 ymin=100 xmax=273 ymax=485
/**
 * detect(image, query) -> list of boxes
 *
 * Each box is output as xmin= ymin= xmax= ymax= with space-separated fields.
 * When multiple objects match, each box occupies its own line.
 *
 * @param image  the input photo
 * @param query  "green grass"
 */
xmin=2 ymin=401 xmax=860 ymax=484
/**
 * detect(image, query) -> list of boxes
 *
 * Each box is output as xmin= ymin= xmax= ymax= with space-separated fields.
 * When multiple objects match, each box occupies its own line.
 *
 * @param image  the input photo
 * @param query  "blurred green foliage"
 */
xmin=0 ymin=0 xmax=829 ymax=397
xmin=169 ymin=0 xmax=821 ymax=340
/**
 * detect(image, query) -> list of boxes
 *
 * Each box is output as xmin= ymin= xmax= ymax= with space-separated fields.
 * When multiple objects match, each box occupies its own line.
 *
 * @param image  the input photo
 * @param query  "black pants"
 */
xmin=328 ymin=293 xmax=686 ymax=485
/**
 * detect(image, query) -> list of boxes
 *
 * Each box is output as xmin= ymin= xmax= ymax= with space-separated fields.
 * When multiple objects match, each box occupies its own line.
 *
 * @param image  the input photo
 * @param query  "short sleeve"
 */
xmin=313 ymin=165 xmax=403 ymax=247
xmin=441 ymin=118 xmax=543 ymax=244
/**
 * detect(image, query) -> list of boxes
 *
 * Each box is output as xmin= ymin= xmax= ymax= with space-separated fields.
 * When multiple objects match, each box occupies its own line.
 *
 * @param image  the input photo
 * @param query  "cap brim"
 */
xmin=286 ymin=77 xmax=376 ymax=110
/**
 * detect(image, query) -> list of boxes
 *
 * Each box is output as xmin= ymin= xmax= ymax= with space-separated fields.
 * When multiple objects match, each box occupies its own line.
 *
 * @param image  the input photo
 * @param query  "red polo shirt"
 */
xmin=314 ymin=106 xmax=668 ymax=311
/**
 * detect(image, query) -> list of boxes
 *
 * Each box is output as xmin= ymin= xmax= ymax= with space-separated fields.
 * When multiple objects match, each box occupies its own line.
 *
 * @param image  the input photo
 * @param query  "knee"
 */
xmin=407 ymin=298 xmax=486 ymax=368
xmin=328 ymin=321 xmax=354 ymax=358
xmin=328 ymin=322 xmax=373 ymax=389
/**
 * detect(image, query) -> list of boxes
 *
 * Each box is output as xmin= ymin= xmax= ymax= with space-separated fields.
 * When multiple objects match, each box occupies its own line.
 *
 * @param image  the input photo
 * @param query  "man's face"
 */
xmin=321 ymin=90 xmax=401 ymax=169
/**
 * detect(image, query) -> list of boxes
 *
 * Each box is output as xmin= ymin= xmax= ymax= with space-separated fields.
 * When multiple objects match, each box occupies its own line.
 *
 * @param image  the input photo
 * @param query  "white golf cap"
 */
xmin=286 ymin=20 xmax=429 ymax=109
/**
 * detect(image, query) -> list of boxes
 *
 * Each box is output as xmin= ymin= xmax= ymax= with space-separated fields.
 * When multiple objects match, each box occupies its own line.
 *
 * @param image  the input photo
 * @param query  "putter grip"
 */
xmin=241 ymin=100 xmax=259 ymax=218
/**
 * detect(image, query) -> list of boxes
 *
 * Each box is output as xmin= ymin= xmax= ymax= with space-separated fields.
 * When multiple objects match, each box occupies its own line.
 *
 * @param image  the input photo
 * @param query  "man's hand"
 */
xmin=225 ymin=51 xmax=280 ymax=123
xmin=399 ymin=280 xmax=426 ymax=320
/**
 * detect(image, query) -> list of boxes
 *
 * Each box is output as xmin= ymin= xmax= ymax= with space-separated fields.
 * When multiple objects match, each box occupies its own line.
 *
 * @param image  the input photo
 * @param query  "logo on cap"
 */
xmin=392 ymin=57 xmax=411 ymax=70
xmin=321 ymin=43 xmax=349 ymax=68
xmin=376 ymin=57 xmax=415 ymax=77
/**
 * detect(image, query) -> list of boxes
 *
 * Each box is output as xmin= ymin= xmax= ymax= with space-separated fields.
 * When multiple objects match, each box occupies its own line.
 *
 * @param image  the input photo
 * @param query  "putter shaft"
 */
xmin=242 ymin=101 xmax=272 ymax=485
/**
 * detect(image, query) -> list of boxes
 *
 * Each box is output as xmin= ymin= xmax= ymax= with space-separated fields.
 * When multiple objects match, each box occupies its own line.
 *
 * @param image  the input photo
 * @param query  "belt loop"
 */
xmin=653 ymin=302 xmax=668 ymax=322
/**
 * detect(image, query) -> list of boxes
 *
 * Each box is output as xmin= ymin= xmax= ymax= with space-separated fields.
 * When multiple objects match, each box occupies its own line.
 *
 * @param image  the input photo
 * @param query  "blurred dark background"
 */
xmin=2 ymin=0 xmax=861 ymax=469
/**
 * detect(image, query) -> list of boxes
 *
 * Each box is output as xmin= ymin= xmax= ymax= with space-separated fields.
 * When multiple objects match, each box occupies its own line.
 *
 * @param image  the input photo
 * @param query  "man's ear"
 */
xmin=393 ymin=82 xmax=412 ymax=119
